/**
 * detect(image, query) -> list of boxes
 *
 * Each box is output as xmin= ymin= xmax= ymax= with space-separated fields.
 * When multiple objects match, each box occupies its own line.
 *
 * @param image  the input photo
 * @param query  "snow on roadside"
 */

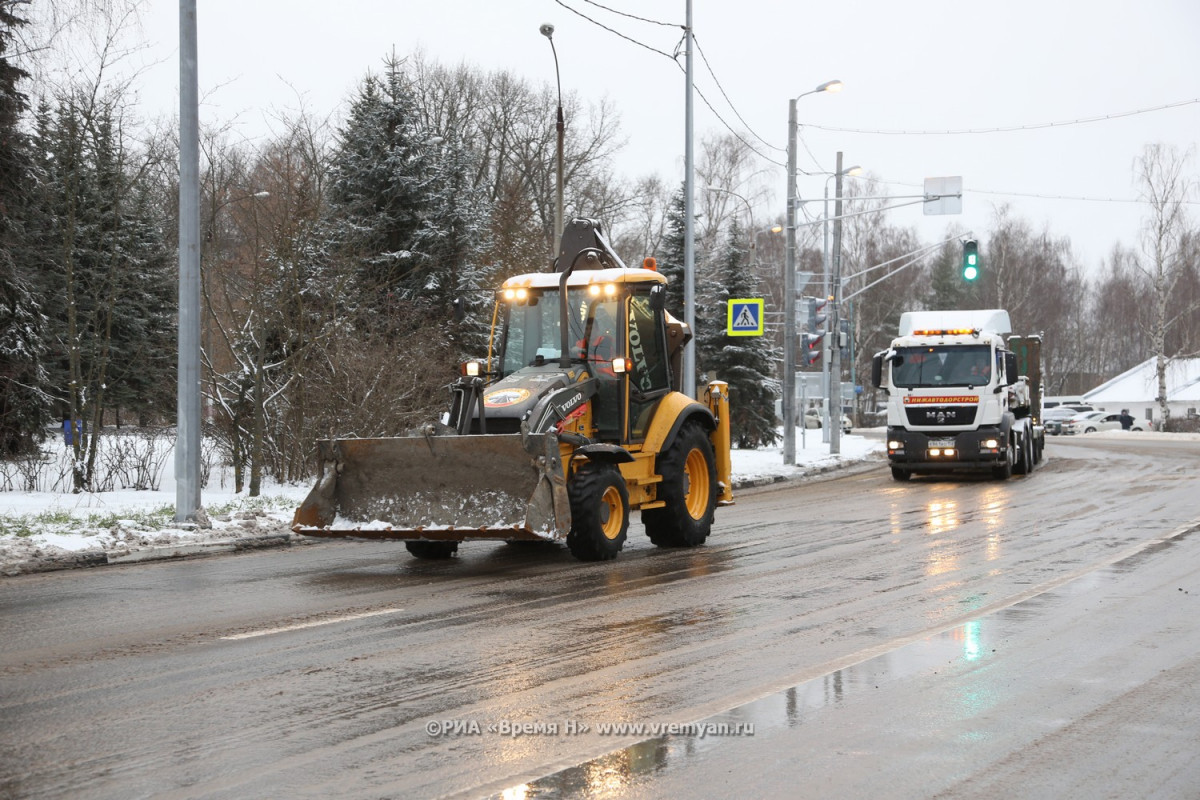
xmin=0 ymin=432 xmax=883 ymax=575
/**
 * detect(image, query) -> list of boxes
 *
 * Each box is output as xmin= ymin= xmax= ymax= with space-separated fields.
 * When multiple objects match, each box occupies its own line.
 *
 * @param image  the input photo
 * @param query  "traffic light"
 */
xmin=801 ymin=332 xmax=824 ymax=365
xmin=806 ymin=295 xmax=829 ymax=333
xmin=961 ymin=239 xmax=980 ymax=281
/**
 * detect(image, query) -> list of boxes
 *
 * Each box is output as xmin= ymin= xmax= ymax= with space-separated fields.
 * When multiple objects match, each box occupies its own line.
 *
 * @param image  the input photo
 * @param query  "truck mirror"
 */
xmin=649 ymin=284 xmax=666 ymax=312
xmin=1004 ymin=352 xmax=1018 ymax=386
xmin=871 ymin=353 xmax=884 ymax=388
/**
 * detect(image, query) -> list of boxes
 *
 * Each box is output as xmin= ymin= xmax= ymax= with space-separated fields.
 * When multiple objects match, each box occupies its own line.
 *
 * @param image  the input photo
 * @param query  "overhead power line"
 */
xmin=805 ymin=98 xmax=1200 ymax=136
xmin=577 ymin=0 xmax=680 ymax=28
xmin=556 ymin=0 xmax=793 ymax=170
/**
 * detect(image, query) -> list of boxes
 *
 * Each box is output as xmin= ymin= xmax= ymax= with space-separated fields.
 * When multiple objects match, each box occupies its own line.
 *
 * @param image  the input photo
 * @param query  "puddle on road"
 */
xmin=491 ymin=522 xmax=1200 ymax=799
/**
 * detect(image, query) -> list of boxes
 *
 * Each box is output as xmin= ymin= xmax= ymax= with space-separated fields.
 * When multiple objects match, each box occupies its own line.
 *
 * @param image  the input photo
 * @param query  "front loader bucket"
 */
xmin=292 ymin=433 xmax=570 ymax=542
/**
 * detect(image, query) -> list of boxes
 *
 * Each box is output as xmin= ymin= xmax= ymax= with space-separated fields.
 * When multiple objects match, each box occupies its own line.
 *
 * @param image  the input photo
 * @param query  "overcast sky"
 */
xmin=131 ymin=0 xmax=1199 ymax=273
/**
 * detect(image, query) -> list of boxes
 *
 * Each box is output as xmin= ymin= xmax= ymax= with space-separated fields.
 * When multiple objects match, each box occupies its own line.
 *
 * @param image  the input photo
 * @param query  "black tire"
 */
xmin=992 ymin=438 xmax=1015 ymax=480
xmin=643 ymin=422 xmax=718 ymax=548
xmin=405 ymin=541 xmax=458 ymax=559
xmin=1084 ymin=427 xmax=1096 ymax=434
xmin=1014 ymin=431 xmax=1030 ymax=475
xmin=566 ymin=463 xmax=629 ymax=561
xmin=891 ymin=466 xmax=912 ymax=482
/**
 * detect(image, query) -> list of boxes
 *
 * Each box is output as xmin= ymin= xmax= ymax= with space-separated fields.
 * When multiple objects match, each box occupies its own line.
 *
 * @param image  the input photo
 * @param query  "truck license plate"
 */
xmin=929 ymin=438 xmax=955 ymax=448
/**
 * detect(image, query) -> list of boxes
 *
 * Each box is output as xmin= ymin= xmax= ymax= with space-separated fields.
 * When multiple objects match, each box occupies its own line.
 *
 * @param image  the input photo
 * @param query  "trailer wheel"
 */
xmin=643 ymin=422 xmax=717 ymax=548
xmin=891 ymin=466 xmax=912 ymax=482
xmin=566 ymin=464 xmax=629 ymax=561
xmin=405 ymin=541 xmax=458 ymax=560
xmin=992 ymin=438 xmax=1015 ymax=480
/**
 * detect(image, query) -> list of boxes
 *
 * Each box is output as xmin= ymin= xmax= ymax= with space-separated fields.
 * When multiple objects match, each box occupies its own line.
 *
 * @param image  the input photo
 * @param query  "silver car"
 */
xmin=1066 ymin=411 xmax=1144 ymax=434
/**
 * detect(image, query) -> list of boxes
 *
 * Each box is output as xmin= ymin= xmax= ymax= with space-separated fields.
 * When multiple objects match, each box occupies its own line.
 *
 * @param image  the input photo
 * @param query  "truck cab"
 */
xmin=871 ymin=309 xmax=1042 ymax=481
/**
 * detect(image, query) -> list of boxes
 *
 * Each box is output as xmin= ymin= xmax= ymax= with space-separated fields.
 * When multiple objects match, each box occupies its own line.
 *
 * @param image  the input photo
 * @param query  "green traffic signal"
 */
xmin=962 ymin=239 xmax=980 ymax=282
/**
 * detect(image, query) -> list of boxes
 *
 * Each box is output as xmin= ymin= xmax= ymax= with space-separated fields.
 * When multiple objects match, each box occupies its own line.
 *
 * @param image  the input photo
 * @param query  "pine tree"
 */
xmin=656 ymin=186 xmax=688 ymax=319
xmin=0 ymin=1 xmax=50 ymax=455
xmin=27 ymin=91 xmax=176 ymax=486
xmin=697 ymin=220 xmax=780 ymax=448
xmin=326 ymin=58 xmax=440 ymax=315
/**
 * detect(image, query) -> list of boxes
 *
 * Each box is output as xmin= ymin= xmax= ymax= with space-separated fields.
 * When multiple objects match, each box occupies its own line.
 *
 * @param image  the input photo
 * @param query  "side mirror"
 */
xmin=452 ymin=297 xmax=467 ymax=322
xmin=649 ymin=284 xmax=666 ymax=312
xmin=870 ymin=353 xmax=884 ymax=388
xmin=1004 ymin=352 xmax=1018 ymax=386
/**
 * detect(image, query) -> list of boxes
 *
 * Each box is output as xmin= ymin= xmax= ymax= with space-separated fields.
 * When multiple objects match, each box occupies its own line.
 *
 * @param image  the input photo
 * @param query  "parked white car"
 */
xmin=1066 ymin=410 xmax=1144 ymax=434
xmin=804 ymin=409 xmax=852 ymax=434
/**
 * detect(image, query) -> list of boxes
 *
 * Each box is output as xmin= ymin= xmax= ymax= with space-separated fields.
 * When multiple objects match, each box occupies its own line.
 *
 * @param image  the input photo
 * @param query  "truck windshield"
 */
xmin=891 ymin=344 xmax=994 ymax=388
xmin=497 ymin=288 xmax=616 ymax=375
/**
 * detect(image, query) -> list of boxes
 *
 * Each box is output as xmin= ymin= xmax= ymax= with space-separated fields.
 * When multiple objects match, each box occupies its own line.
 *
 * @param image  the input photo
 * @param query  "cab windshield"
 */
xmin=891 ymin=344 xmax=994 ymax=388
xmin=497 ymin=288 xmax=619 ymax=376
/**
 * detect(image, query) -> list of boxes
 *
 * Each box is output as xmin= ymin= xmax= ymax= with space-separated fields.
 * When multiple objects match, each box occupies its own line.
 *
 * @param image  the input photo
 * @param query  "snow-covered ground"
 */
xmin=0 ymin=431 xmax=884 ymax=575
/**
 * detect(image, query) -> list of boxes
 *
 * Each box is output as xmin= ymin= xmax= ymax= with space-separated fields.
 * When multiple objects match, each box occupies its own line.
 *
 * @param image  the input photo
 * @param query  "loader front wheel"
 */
xmin=566 ymin=464 xmax=629 ymax=561
xmin=643 ymin=422 xmax=717 ymax=548
xmin=405 ymin=541 xmax=458 ymax=560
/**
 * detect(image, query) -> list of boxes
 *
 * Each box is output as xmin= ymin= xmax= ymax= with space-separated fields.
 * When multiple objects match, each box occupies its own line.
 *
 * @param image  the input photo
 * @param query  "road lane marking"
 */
xmin=221 ymin=608 xmax=405 ymax=640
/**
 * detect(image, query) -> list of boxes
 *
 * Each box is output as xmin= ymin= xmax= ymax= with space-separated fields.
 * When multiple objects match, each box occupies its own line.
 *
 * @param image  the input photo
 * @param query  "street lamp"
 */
xmin=783 ymin=79 xmax=842 ymax=465
xmin=540 ymin=23 xmax=565 ymax=253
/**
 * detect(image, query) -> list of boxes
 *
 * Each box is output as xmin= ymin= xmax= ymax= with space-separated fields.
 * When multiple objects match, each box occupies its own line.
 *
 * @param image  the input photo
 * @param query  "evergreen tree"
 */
xmin=696 ymin=220 xmax=780 ymax=448
xmin=0 ymin=1 xmax=50 ymax=455
xmin=925 ymin=238 xmax=978 ymax=310
xmin=27 ymin=91 xmax=175 ymax=486
xmin=326 ymin=58 xmax=440 ymax=314
xmin=411 ymin=130 xmax=491 ymax=352
xmin=656 ymin=186 xmax=688 ymax=319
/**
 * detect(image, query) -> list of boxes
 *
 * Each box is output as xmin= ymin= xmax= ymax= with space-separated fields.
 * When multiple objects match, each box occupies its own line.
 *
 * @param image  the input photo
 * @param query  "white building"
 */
xmin=1083 ymin=357 xmax=1200 ymax=426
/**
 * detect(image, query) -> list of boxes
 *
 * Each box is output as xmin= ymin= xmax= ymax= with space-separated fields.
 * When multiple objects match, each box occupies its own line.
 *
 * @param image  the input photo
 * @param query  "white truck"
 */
xmin=870 ymin=309 xmax=1044 ymax=481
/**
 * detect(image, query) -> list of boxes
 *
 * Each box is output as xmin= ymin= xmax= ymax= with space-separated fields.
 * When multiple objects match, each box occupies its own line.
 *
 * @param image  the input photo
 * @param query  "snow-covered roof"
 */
xmin=1083 ymin=357 xmax=1200 ymax=404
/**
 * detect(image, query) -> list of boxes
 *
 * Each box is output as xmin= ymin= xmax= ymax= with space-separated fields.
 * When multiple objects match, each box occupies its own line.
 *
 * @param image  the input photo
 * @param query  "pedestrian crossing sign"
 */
xmin=727 ymin=298 xmax=764 ymax=336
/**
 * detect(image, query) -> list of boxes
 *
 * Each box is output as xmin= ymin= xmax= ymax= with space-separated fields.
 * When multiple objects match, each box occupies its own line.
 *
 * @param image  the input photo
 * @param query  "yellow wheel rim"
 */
xmin=683 ymin=449 xmax=710 ymax=520
xmin=600 ymin=485 xmax=624 ymax=540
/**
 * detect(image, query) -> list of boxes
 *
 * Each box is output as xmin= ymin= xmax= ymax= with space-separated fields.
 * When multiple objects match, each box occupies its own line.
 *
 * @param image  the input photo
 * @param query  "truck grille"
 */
xmin=905 ymin=405 xmax=978 ymax=426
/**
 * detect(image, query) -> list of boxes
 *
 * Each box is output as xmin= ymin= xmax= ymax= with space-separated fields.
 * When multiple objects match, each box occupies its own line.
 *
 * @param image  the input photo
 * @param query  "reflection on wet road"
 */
xmin=0 ymin=436 xmax=1198 ymax=798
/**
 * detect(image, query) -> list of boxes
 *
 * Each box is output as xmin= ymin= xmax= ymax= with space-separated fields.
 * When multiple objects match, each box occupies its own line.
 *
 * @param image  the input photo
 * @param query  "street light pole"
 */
xmin=783 ymin=79 xmax=842 ymax=465
xmin=830 ymin=151 xmax=846 ymax=455
xmin=540 ymin=24 xmax=565 ymax=251
xmin=820 ymin=164 xmax=860 ymax=442
xmin=177 ymin=0 xmax=201 ymax=523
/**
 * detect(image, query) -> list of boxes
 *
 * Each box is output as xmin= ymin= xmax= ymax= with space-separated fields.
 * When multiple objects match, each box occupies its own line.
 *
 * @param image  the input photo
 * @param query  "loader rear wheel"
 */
xmin=566 ymin=464 xmax=629 ymax=561
xmin=405 ymin=541 xmax=458 ymax=560
xmin=643 ymin=422 xmax=717 ymax=548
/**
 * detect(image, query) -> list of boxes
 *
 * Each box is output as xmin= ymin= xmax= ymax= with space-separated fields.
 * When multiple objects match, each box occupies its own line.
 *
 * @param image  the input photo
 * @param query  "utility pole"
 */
xmin=829 ymin=151 xmax=845 ymax=455
xmin=783 ymin=97 xmax=799 ymax=464
xmin=176 ymin=0 xmax=201 ymax=522
xmin=682 ymin=0 xmax=696 ymax=398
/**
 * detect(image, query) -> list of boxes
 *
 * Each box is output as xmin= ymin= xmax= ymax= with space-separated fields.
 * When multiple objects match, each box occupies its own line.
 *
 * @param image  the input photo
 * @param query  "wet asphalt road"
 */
xmin=1 ymin=436 xmax=1198 ymax=799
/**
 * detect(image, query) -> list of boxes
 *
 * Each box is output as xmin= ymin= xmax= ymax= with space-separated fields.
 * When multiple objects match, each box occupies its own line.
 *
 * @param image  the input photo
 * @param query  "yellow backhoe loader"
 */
xmin=293 ymin=218 xmax=733 ymax=561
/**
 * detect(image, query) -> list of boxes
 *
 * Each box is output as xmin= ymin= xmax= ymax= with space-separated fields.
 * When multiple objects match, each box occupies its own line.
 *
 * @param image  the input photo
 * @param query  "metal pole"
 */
xmin=540 ymin=25 xmax=564 ymax=252
xmin=176 ymin=0 xmax=201 ymax=522
xmin=821 ymin=181 xmax=831 ymax=443
xmin=682 ymin=0 xmax=696 ymax=398
xmin=782 ymin=97 xmax=798 ymax=465
xmin=830 ymin=151 xmax=844 ymax=455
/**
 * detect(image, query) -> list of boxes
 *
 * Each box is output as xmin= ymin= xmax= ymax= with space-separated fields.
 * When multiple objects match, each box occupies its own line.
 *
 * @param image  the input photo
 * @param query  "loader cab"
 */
xmin=493 ymin=269 xmax=672 ymax=444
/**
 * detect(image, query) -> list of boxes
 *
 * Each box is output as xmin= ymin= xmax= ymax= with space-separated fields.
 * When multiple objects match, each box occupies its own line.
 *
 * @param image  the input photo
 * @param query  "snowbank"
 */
xmin=0 ymin=432 xmax=883 ymax=575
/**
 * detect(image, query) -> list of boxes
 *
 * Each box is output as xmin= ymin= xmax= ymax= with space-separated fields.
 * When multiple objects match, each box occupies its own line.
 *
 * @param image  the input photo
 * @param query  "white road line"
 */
xmin=221 ymin=608 xmax=405 ymax=641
